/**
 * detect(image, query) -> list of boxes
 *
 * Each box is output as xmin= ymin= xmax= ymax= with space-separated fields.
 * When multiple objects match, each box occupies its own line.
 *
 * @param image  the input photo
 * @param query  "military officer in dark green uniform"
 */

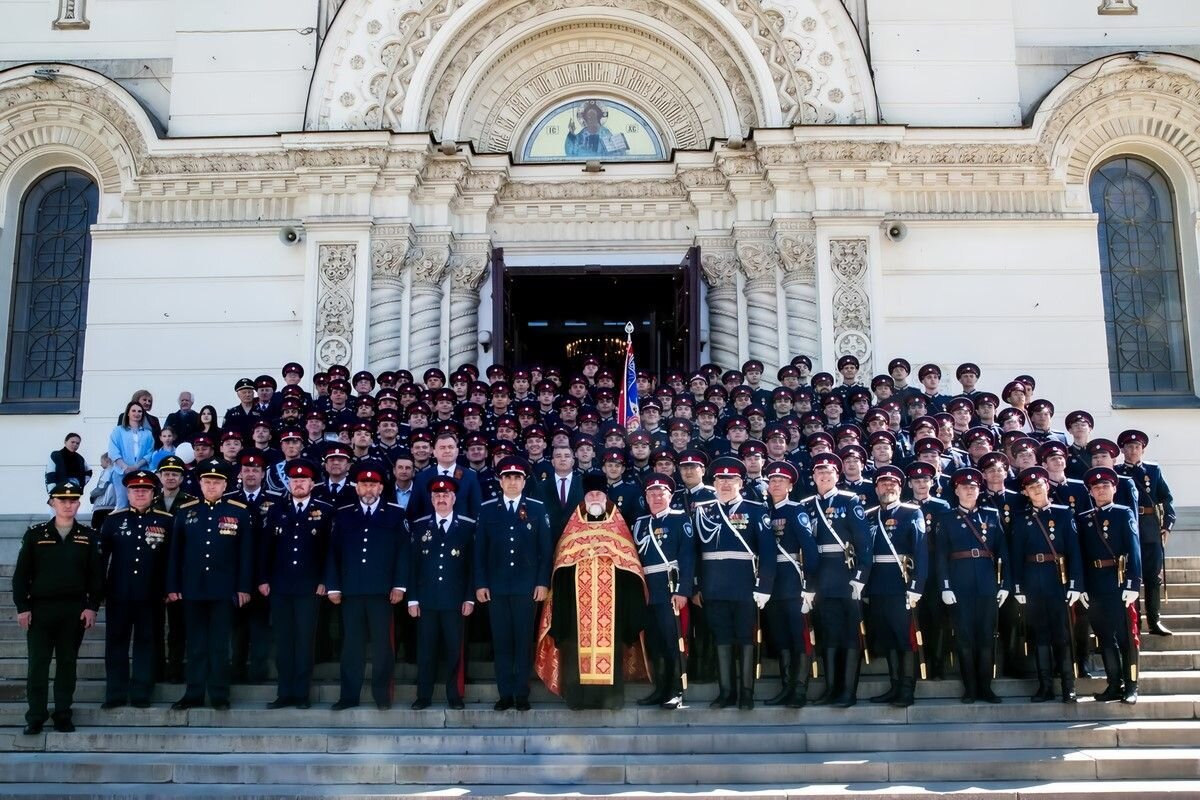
xmin=13 ymin=483 xmax=103 ymax=734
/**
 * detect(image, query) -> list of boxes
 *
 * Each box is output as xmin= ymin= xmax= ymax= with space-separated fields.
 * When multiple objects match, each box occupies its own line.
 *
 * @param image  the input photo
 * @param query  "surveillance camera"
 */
xmin=279 ymin=226 xmax=304 ymax=246
xmin=882 ymin=221 xmax=907 ymax=243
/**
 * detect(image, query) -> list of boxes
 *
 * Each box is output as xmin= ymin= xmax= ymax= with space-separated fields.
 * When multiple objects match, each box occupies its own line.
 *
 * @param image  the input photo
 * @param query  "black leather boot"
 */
xmin=710 ymin=645 xmax=736 ymax=709
xmin=1031 ymin=645 xmax=1055 ymax=702
xmin=1093 ymin=647 xmax=1124 ymax=702
xmin=766 ymin=650 xmax=793 ymax=706
xmin=1056 ymin=642 xmax=1077 ymax=703
xmin=870 ymin=651 xmax=899 ymax=703
xmin=957 ymin=649 xmax=977 ymax=704
xmin=977 ymin=646 xmax=1002 ymax=704
xmin=1121 ymin=645 xmax=1138 ymax=704
xmin=1147 ymin=586 xmax=1172 ymax=636
xmin=833 ymin=649 xmax=861 ymax=708
xmin=638 ymin=656 xmax=666 ymax=706
xmin=738 ymin=645 xmax=757 ymax=710
xmin=812 ymin=648 xmax=840 ymax=705
xmin=892 ymin=651 xmax=916 ymax=708
xmin=789 ymin=652 xmax=810 ymax=709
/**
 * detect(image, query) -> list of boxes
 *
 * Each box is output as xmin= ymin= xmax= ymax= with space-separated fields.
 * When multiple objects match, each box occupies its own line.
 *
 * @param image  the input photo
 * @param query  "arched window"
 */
xmin=1090 ymin=156 xmax=1192 ymax=398
xmin=5 ymin=169 xmax=98 ymax=407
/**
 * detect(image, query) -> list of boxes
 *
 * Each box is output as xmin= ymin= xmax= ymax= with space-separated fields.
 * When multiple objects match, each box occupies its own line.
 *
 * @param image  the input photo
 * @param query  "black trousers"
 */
xmin=489 ymin=594 xmax=536 ymax=699
xmin=706 ymin=598 xmax=757 ymax=646
xmin=765 ymin=595 xmax=806 ymax=650
xmin=182 ymin=599 xmax=234 ymax=704
xmin=415 ymin=608 xmax=465 ymax=703
xmin=105 ymin=600 xmax=158 ymax=704
xmin=272 ymin=593 xmax=317 ymax=702
xmin=157 ymin=599 xmax=186 ymax=678
xmin=948 ymin=593 xmax=998 ymax=650
xmin=25 ymin=600 xmax=84 ymax=725
xmin=339 ymin=595 xmax=394 ymax=706
xmin=645 ymin=602 xmax=684 ymax=670
xmin=1026 ymin=592 xmax=1070 ymax=647
xmin=816 ymin=596 xmax=862 ymax=649
xmin=231 ymin=593 xmax=271 ymax=681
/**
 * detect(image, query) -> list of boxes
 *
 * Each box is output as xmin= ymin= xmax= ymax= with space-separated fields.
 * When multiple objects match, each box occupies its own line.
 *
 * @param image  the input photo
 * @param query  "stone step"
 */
xmin=1161 ymin=598 xmax=1200 ymax=613
xmin=1165 ymin=570 xmax=1200 ymax=583
xmin=1157 ymin=615 xmax=1200 ymax=632
xmin=1162 ymin=583 xmax=1200 ymax=599
xmin=5 ymin=782 xmax=1200 ymax=800
xmin=2 ymin=695 xmax=1196 ymax=730
xmin=3 ymin=747 xmax=1200 ymax=785
xmin=1141 ymin=650 xmax=1200 ymax=670
xmin=1142 ymin=631 xmax=1200 ymax=651
xmin=5 ymin=719 xmax=1199 ymax=756
xmin=0 ymin=673 xmax=1181 ymax=705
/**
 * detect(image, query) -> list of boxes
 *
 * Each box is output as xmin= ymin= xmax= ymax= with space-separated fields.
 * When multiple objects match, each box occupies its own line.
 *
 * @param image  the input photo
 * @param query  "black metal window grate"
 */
xmin=1090 ymin=156 xmax=1192 ymax=397
xmin=5 ymin=170 xmax=97 ymax=405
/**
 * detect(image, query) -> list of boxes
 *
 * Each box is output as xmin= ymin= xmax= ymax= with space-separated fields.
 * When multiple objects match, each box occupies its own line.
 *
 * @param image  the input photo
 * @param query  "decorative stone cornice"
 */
xmin=498 ymin=179 xmax=687 ymax=202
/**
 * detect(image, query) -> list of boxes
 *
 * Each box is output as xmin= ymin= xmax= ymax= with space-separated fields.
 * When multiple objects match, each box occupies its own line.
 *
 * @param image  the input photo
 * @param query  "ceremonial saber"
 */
xmin=669 ymin=568 xmax=688 ymax=692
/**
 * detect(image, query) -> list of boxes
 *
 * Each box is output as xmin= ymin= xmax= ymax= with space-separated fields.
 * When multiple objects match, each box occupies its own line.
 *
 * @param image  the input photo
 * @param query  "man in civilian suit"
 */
xmin=408 ymin=432 xmax=482 ymax=523
xmin=539 ymin=444 xmax=585 ymax=541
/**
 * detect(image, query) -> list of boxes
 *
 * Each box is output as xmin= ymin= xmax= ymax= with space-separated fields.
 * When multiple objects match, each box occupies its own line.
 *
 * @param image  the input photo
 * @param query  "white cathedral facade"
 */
xmin=2 ymin=0 xmax=1200 ymax=511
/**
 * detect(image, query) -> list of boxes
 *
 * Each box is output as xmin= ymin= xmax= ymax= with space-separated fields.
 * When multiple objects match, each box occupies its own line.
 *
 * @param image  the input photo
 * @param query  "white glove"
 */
xmin=800 ymin=591 xmax=815 ymax=614
xmin=849 ymin=580 xmax=865 ymax=601
xmin=905 ymin=591 xmax=922 ymax=610
xmin=941 ymin=590 xmax=957 ymax=606
xmin=1066 ymin=590 xmax=1082 ymax=607
xmin=753 ymin=592 xmax=770 ymax=609
xmin=1121 ymin=589 xmax=1139 ymax=607
xmin=996 ymin=589 xmax=1010 ymax=606
xmin=1079 ymin=592 xmax=1090 ymax=609
xmin=1014 ymin=594 xmax=1027 ymax=606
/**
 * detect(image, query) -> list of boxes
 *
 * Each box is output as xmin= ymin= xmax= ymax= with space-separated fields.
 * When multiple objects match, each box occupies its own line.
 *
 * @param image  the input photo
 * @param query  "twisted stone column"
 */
xmin=367 ymin=231 xmax=409 ymax=372
xmin=405 ymin=233 xmax=451 ymax=377
xmin=736 ymin=228 xmax=782 ymax=384
xmin=447 ymin=239 xmax=490 ymax=370
xmin=698 ymin=236 xmax=740 ymax=371
xmin=775 ymin=222 xmax=820 ymax=363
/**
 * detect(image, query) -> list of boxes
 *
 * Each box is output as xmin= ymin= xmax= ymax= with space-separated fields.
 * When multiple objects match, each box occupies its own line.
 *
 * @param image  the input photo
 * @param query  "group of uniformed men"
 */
xmin=13 ymin=355 xmax=1172 ymax=733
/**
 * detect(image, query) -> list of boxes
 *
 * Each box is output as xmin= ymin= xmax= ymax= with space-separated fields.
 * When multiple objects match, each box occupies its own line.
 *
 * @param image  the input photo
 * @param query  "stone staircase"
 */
xmin=2 ymin=556 xmax=1200 ymax=798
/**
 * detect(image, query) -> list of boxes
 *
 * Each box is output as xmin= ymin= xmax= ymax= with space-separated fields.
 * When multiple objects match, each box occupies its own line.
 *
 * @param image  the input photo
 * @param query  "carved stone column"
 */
xmin=405 ymin=232 xmax=451 ymax=376
xmin=314 ymin=243 xmax=357 ymax=370
xmin=829 ymin=238 xmax=873 ymax=374
xmin=447 ymin=238 xmax=490 ymax=369
xmin=367 ymin=227 xmax=410 ymax=372
xmin=775 ymin=222 xmax=819 ymax=363
xmin=736 ymin=227 xmax=782 ymax=384
xmin=698 ymin=236 xmax=740 ymax=371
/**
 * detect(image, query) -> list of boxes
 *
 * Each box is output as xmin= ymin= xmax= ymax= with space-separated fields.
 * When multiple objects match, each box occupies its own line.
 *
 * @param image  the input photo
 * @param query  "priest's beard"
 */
xmin=586 ymin=502 xmax=606 ymax=519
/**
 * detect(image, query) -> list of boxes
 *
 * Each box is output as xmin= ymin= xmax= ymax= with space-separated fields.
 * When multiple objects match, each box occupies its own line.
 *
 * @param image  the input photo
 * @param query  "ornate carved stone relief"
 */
xmin=53 ymin=0 xmax=89 ymax=29
xmin=829 ymin=238 xmax=871 ymax=373
xmin=315 ymin=244 xmax=358 ymax=369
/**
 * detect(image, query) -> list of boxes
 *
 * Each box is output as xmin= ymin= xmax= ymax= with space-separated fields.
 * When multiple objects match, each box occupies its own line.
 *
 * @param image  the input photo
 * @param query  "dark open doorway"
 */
xmin=492 ymin=249 xmax=700 ymax=374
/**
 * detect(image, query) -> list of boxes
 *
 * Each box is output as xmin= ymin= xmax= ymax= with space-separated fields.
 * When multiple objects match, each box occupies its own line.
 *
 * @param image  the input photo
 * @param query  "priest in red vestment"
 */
xmin=535 ymin=473 xmax=649 ymax=709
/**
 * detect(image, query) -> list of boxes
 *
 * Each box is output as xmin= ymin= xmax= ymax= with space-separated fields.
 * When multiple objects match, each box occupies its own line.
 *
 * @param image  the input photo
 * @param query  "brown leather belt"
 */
xmin=1139 ymin=507 xmax=1156 ymax=515
xmin=950 ymin=548 xmax=993 ymax=560
xmin=1026 ymin=553 xmax=1060 ymax=564
xmin=1091 ymin=559 xmax=1117 ymax=568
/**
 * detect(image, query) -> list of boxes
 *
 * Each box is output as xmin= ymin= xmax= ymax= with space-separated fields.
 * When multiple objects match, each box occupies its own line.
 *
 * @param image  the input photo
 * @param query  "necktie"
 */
xmin=439 ymin=519 xmax=448 ymax=535
xmin=509 ymin=501 xmax=516 ymax=515
xmin=296 ymin=503 xmax=303 ymax=515
xmin=559 ymin=477 xmax=568 ymax=507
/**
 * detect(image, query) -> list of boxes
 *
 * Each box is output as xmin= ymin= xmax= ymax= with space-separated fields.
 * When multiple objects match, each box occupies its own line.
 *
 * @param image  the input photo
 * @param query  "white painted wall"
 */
xmin=867 ymin=0 xmax=1022 ymax=126
xmin=878 ymin=218 xmax=1200 ymax=499
xmin=0 ymin=229 xmax=307 ymax=513
xmin=167 ymin=2 xmax=319 ymax=136
xmin=0 ymin=0 xmax=175 ymax=61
